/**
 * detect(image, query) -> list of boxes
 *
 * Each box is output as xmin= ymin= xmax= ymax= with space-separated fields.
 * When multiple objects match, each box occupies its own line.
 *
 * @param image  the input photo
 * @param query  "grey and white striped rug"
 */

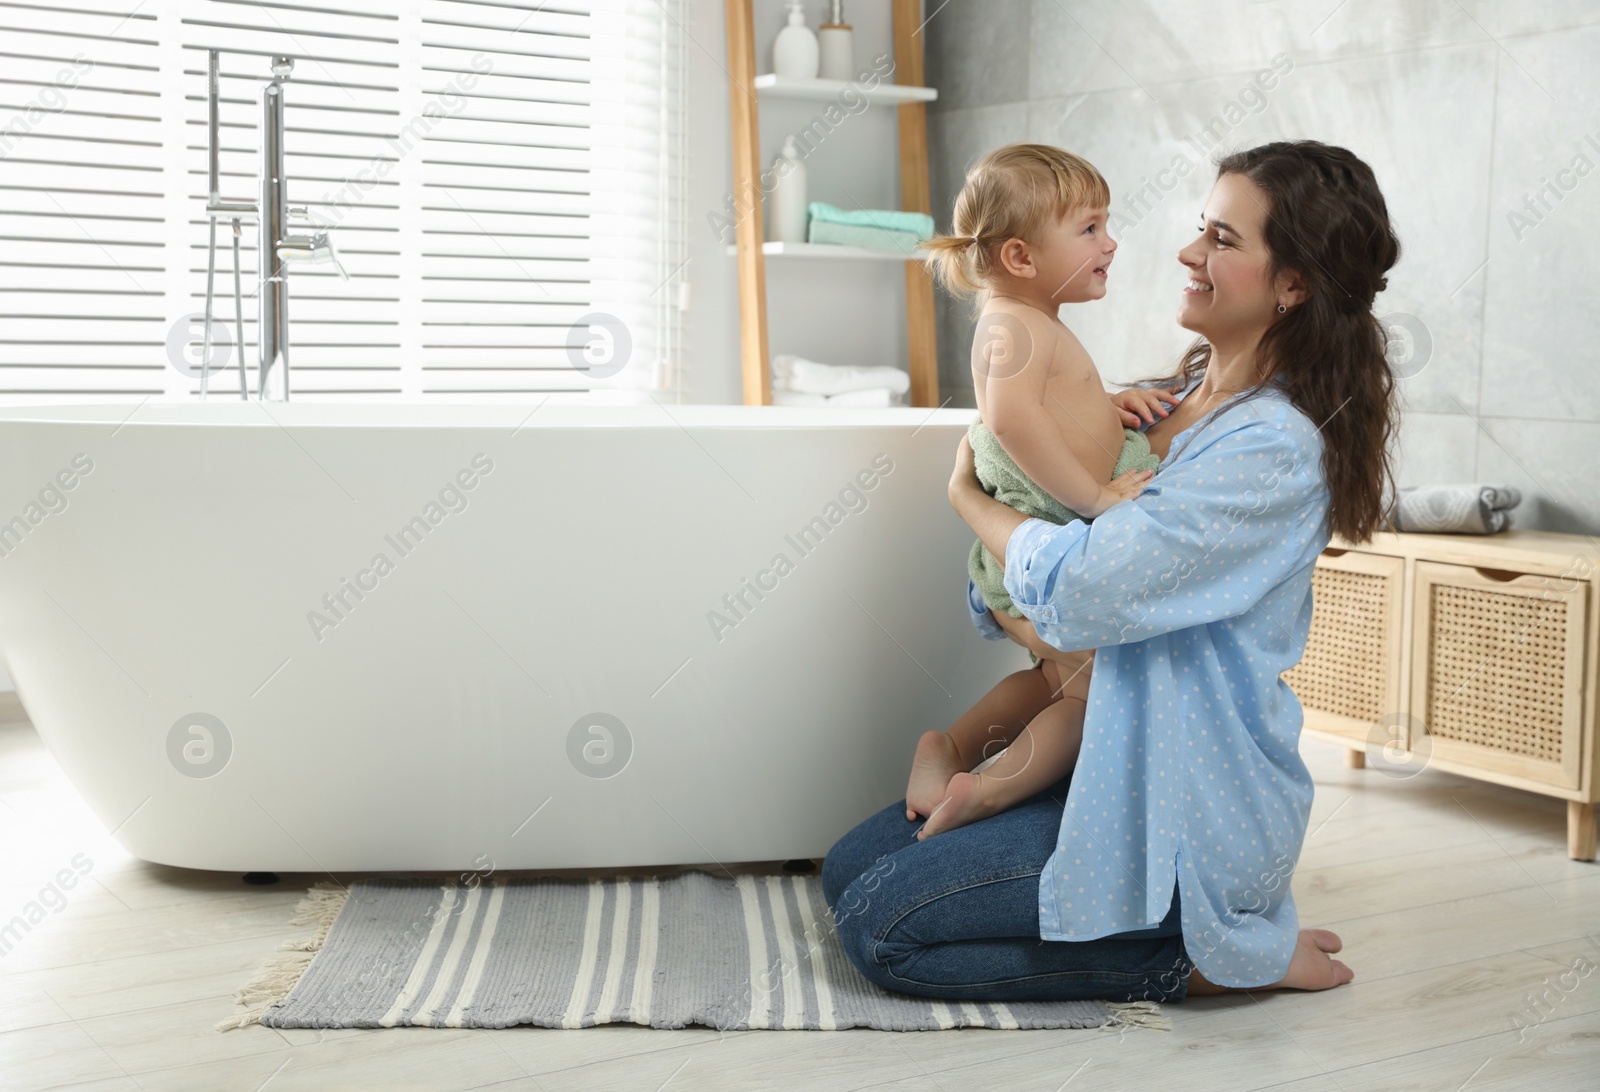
xmin=222 ymin=872 xmax=1167 ymax=1033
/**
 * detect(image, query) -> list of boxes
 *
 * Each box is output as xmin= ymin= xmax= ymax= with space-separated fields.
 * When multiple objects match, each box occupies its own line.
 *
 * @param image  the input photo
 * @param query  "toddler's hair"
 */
xmin=922 ymin=143 xmax=1111 ymax=301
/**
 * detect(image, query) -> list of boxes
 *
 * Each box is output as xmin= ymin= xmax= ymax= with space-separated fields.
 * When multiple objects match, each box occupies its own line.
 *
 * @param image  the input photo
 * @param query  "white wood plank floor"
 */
xmin=2 ymin=712 xmax=1596 ymax=1092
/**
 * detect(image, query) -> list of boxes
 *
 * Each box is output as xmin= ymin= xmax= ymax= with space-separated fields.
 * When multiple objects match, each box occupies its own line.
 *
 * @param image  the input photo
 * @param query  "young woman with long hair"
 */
xmin=823 ymin=140 xmax=1400 ymax=1003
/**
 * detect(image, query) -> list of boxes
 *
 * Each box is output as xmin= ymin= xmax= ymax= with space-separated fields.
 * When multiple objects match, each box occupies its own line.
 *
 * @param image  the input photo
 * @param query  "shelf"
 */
xmin=754 ymin=73 xmax=937 ymax=105
xmin=725 ymin=240 xmax=927 ymax=262
xmin=726 ymin=0 xmax=939 ymax=408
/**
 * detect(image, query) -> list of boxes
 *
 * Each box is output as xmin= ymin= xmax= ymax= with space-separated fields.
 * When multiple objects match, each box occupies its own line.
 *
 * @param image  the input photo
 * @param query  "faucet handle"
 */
xmin=315 ymin=230 xmax=349 ymax=282
xmin=276 ymin=229 xmax=348 ymax=281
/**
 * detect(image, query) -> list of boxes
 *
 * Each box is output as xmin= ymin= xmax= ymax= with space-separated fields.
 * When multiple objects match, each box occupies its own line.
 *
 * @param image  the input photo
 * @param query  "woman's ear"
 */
xmin=997 ymin=237 xmax=1036 ymax=280
xmin=1274 ymin=268 xmax=1309 ymax=310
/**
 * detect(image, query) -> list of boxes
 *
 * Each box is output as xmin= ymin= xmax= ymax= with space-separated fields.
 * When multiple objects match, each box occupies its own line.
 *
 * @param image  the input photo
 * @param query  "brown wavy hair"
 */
xmin=1144 ymin=141 xmax=1401 ymax=545
xmin=922 ymin=143 xmax=1110 ymax=313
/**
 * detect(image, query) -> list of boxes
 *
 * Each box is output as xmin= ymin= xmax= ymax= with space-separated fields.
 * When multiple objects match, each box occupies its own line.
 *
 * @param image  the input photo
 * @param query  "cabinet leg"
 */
xmin=1569 ymin=802 xmax=1597 ymax=862
xmin=1344 ymin=748 xmax=1366 ymax=769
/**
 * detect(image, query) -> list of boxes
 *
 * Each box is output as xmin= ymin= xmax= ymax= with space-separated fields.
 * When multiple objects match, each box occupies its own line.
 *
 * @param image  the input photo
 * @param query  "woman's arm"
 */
xmin=951 ymin=435 xmax=1081 ymax=660
xmin=948 ymin=433 xmax=1029 ymax=569
xmin=959 ymin=404 xmax=1332 ymax=655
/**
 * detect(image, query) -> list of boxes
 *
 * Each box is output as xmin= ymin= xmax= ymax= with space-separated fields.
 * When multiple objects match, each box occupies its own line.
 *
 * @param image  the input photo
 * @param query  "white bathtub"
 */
xmin=0 ymin=401 xmax=1022 ymax=873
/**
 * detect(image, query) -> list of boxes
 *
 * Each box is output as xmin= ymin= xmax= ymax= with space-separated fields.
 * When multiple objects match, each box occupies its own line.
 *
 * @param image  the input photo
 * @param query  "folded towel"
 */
xmin=968 ymin=417 xmax=1161 ymax=624
xmin=807 ymin=220 xmax=924 ymax=255
xmin=1482 ymin=484 xmax=1522 ymax=510
xmin=773 ymin=387 xmax=895 ymax=408
xmin=807 ymin=201 xmax=936 ymax=238
xmin=772 ymin=354 xmax=910 ymax=397
xmin=1387 ymin=483 xmax=1522 ymax=534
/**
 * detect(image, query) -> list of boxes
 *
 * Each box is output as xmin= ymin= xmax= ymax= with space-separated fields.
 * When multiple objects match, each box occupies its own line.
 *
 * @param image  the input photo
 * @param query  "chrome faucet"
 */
xmin=201 ymin=53 xmax=346 ymax=402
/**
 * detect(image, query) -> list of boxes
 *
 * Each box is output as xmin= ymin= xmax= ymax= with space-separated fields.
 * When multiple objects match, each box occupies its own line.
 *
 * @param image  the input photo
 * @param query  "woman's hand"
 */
xmin=948 ymin=433 xmax=981 ymax=505
xmin=950 ymin=431 xmax=1029 ymax=573
xmin=991 ymin=607 xmax=1058 ymax=661
xmin=1110 ymin=386 xmax=1181 ymax=428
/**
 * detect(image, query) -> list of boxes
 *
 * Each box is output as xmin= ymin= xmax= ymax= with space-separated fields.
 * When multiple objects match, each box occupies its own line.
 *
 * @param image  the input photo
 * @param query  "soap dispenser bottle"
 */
xmin=768 ymin=136 xmax=809 ymax=244
xmin=772 ymin=0 xmax=819 ymax=80
xmin=818 ymin=1 xmax=854 ymax=81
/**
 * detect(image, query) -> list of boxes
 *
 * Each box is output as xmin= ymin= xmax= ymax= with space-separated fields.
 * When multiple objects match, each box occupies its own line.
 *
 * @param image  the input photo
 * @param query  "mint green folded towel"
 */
xmin=968 ymin=418 xmax=1161 ymax=626
xmin=807 ymin=219 xmax=923 ymax=255
xmin=807 ymin=201 xmax=935 ymax=238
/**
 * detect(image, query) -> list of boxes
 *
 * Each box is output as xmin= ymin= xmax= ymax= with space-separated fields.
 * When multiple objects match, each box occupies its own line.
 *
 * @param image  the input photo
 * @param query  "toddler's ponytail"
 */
xmin=921 ymin=231 xmax=988 ymax=300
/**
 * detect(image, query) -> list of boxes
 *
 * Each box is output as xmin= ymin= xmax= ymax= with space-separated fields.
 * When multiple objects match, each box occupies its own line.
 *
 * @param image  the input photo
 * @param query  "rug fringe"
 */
xmin=216 ymin=882 xmax=349 ymax=1032
xmin=1101 ymin=1000 xmax=1171 ymax=1032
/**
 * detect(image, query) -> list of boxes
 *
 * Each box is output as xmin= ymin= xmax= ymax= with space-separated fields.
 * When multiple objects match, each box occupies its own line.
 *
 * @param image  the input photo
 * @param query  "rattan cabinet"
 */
xmin=1286 ymin=531 xmax=1598 ymax=861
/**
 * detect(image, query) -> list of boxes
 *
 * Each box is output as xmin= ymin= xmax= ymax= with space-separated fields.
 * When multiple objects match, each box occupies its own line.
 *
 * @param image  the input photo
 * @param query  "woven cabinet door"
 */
xmin=1284 ymin=548 xmax=1407 ymax=751
xmin=1409 ymin=561 xmax=1588 ymax=790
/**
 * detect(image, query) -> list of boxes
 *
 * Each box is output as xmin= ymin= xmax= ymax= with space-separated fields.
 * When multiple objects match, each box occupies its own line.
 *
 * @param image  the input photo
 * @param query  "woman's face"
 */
xmin=1176 ymin=172 xmax=1298 ymax=344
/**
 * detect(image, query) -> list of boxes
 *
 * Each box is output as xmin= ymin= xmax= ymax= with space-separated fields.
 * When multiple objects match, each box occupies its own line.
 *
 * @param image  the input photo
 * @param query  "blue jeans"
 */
xmin=821 ymin=772 xmax=1193 ymax=1004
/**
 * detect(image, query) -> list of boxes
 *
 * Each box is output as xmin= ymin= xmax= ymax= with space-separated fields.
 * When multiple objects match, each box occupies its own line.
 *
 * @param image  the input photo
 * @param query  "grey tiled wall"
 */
xmin=924 ymin=0 xmax=1600 ymax=533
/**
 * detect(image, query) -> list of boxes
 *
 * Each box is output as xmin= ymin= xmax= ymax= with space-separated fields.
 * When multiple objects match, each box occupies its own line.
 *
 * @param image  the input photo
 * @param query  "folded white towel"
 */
xmin=772 ymin=354 xmax=910 ymax=397
xmin=773 ymin=387 xmax=894 ymax=408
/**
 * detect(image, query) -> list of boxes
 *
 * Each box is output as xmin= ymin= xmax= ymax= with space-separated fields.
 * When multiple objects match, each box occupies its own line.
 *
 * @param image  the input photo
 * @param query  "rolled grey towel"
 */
xmin=1388 ymin=483 xmax=1522 ymax=534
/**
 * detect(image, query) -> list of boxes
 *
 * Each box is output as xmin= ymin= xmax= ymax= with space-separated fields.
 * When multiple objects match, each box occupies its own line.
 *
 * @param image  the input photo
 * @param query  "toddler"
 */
xmin=909 ymin=143 xmax=1179 ymax=840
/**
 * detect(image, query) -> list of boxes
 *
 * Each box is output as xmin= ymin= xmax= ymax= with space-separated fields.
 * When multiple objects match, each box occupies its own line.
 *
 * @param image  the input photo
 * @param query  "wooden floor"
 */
xmin=2 ymin=713 xmax=1596 ymax=1092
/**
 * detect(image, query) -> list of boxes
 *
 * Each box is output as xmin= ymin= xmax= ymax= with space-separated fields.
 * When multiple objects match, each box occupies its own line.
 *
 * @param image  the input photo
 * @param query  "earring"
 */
xmin=1276 ymin=303 xmax=1287 ymax=313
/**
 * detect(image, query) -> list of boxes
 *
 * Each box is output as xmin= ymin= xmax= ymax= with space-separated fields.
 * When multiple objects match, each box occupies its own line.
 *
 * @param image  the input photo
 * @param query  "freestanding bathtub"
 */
xmin=0 ymin=401 xmax=1023 ymax=873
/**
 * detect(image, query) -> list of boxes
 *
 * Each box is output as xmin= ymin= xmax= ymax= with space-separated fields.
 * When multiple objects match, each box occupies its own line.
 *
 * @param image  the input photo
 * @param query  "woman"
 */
xmin=821 ymin=140 xmax=1400 ymax=1002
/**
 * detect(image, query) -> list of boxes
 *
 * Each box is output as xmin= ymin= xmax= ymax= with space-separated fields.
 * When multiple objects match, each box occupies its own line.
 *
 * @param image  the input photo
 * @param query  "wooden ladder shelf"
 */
xmin=723 ymin=0 xmax=940 ymax=407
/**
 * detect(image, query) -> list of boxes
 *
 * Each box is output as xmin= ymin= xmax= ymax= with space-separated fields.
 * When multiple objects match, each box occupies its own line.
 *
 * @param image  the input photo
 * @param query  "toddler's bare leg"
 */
xmin=917 ymin=689 xmax=1088 ymax=841
xmin=1039 ymin=648 xmax=1094 ymax=704
xmin=905 ymin=659 xmax=1054 ymax=821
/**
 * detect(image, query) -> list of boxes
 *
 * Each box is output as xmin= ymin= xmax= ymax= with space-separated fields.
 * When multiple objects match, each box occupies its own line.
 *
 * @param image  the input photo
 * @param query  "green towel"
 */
xmin=968 ymin=417 xmax=1161 ymax=638
xmin=807 ymin=219 xmax=923 ymax=255
xmin=807 ymin=201 xmax=935 ymax=238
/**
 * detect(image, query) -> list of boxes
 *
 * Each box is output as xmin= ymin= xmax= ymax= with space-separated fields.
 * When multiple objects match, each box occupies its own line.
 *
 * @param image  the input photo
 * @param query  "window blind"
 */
xmin=0 ymin=0 xmax=686 ymax=402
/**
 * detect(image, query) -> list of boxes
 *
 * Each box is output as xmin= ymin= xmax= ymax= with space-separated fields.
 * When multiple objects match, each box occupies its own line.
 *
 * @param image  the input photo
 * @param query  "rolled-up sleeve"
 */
xmin=1002 ymin=414 xmax=1328 ymax=654
xmin=964 ymin=576 xmax=1007 ymax=640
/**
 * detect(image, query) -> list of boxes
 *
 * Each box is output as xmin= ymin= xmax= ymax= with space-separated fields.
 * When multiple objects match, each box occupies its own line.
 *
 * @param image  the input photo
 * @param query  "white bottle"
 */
xmin=818 ymin=0 xmax=853 ymax=81
xmin=768 ymin=136 xmax=808 ymax=244
xmin=772 ymin=0 xmax=819 ymax=81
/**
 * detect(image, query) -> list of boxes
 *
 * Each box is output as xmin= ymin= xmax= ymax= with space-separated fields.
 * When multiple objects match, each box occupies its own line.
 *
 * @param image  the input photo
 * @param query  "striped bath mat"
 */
xmin=219 ymin=872 xmax=1167 ymax=1033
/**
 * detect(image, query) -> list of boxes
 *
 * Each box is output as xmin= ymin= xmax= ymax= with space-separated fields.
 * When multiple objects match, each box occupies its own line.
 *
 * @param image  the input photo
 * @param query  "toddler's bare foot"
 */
xmin=1186 ymin=929 xmax=1353 ymax=995
xmin=906 ymin=730 xmax=965 ymax=821
xmin=916 ymin=771 xmax=1004 ymax=840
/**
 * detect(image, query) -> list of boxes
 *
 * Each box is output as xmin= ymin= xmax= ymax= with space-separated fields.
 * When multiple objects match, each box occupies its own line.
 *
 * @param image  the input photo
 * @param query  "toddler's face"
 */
xmin=1033 ymin=205 xmax=1116 ymax=304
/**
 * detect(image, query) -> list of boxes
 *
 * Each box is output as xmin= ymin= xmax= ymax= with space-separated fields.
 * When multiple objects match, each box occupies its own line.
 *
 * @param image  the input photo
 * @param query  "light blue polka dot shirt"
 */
xmin=964 ymin=376 xmax=1331 ymax=989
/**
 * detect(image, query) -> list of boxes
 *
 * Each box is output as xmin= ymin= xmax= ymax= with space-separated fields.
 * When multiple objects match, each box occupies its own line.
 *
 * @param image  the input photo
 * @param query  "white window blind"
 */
xmin=0 ymin=0 xmax=686 ymax=402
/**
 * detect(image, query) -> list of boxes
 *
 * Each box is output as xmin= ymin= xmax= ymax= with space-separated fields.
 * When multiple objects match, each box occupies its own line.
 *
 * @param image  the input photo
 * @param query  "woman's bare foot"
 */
xmin=906 ymin=730 xmax=965 ymax=821
xmin=1185 ymin=929 xmax=1353 ymax=995
xmin=916 ymin=770 xmax=1006 ymax=840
